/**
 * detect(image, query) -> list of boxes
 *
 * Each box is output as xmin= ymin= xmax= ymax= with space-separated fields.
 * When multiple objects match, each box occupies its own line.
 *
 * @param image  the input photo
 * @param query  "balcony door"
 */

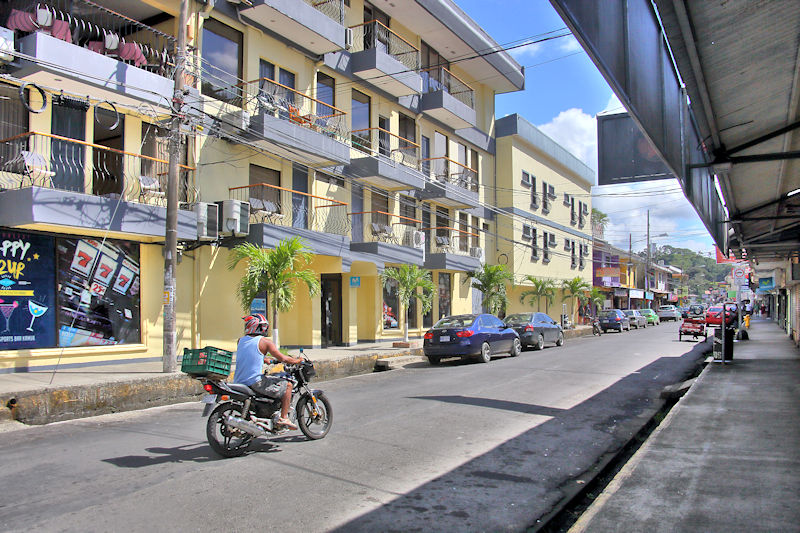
xmin=51 ymin=100 xmax=86 ymax=192
xmin=92 ymin=108 xmax=124 ymax=197
xmin=351 ymin=183 xmax=364 ymax=241
xmin=363 ymin=2 xmax=389 ymax=52
xmin=320 ymin=274 xmax=342 ymax=347
xmin=292 ymin=164 xmax=308 ymax=229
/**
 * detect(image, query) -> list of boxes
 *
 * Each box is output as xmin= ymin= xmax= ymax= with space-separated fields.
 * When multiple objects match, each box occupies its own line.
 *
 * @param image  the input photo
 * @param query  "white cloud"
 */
xmin=559 ymin=35 xmax=581 ymax=53
xmin=509 ymin=41 xmax=543 ymax=61
xmin=537 ymin=108 xmax=597 ymax=172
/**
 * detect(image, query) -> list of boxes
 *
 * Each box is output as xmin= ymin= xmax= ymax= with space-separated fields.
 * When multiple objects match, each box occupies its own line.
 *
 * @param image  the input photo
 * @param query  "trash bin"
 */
xmin=723 ymin=324 xmax=735 ymax=361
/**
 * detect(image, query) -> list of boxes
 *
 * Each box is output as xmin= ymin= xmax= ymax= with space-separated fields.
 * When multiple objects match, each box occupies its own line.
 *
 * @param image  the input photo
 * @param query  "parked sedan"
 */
xmin=503 ymin=312 xmax=564 ymax=350
xmin=623 ymin=309 xmax=647 ymax=329
xmin=705 ymin=305 xmax=736 ymax=326
xmin=598 ymin=309 xmax=631 ymax=332
xmin=640 ymin=308 xmax=660 ymax=325
xmin=657 ymin=305 xmax=681 ymax=321
xmin=424 ymin=313 xmax=521 ymax=365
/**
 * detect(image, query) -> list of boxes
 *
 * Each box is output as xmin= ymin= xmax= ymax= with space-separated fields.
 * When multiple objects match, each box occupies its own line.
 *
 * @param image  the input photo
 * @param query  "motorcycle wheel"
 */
xmin=297 ymin=392 xmax=333 ymax=440
xmin=206 ymin=402 xmax=255 ymax=458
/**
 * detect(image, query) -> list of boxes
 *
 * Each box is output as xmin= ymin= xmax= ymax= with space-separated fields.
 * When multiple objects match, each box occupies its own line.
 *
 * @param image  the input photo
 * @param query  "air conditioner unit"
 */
xmin=194 ymin=202 xmax=219 ymax=241
xmin=547 ymin=184 xmax=556 ymax=199
xmin=215 ymin=199 xmax=250 ymax=237
xmin=469 ymin=247 xmax=485 ymax=262
xmin=345 ymin=27 xmax=354 ymax=49
xmin=563 ymin=192 xmax=571 ymax=206
xmin=218 ymin=109 xmax=250 ymax=135
xmin=412 ymin=230 xmax=425 ymax=249
xmin=542 ymin=250 xmax=551 ymax=263
xmin=0 ymin=26 xmax=13 ymax=63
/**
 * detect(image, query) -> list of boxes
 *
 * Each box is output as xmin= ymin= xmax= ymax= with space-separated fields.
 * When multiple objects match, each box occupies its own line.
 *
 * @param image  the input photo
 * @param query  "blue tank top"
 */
xmin=233 ymin=336 xmax=264 ymax=386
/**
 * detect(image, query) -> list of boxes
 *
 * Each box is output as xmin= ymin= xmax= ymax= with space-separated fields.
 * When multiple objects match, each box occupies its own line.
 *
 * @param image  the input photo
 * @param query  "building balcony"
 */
xmin=344 ymin=128 xmax=425 ymax=191
xmin=0 ymin=132 xmax=198 ymax=239
xmin=238 ymin=0 xmax=346 ymax=54
xmin=230 ymin=182 xmax=351 ymax=257
xmin=418 ymin=157 xmax=480 ymax=209
xmin=348 ymin=20 xmax=421 ymax=97
xmin=2 ymin=0 xmax=182 ymax=111
xmin=422 ymin=226 xmax=483 ymax=271
xmin=232 ymin=77 xmax=350 ymax=167
xmin=348 ymin=210 xmax=424 ymax=266
xmin=419 ymin=67 xmax=476 ymax=130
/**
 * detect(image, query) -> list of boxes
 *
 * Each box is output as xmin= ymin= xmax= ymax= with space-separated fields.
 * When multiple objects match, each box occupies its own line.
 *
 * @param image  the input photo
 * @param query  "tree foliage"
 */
xmin=519 ymin=276 xmax=557 ymax=313
xmin=642 ymin=245 xmax=730 ymax=296
xmin=467 ymin=264 xmax=514 ymax=315
xmin=381 ymin=264 xmax=435 ymax=342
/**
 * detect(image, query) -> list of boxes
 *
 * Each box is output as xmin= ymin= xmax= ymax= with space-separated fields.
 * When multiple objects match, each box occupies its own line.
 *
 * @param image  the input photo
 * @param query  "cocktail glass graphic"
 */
xmin=0 ymin=299 xmax=19 ymax=334
xmin=27 ymin=300 xmax=48 ymax=332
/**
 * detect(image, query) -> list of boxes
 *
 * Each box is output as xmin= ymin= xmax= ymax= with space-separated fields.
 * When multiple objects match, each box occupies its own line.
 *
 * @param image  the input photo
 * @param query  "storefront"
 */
xmin=613 ymin=288 xmax=628 ymax=309
xmin=628 ymin=289 xmax=644 ymax=309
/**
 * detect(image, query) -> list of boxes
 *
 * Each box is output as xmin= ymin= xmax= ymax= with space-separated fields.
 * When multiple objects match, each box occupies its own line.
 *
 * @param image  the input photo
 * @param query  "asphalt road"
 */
xmin=0 ymin=320 xmax=706 ymax=532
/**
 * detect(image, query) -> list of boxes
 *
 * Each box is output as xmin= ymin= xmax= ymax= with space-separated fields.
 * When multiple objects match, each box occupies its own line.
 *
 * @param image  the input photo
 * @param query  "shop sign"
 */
xmin=645 ymin=291 xmax=654 ymax=300
xmin=250 ymin=298 xmax=266 ymax=315
xmin=629 ymin=289 xmax=644 ymax=299
xmin=350 ymin=276 xmax=361 ymax=288
xmin=614 ymin=288 xmax=628 ymax=297
xmin=758 ymin=277 xmax=774 ymax=290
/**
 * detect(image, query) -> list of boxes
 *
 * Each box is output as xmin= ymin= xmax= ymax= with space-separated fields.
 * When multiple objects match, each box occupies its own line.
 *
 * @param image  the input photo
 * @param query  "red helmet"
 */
xmin=243 ymin=314 xmax=269 ymax=335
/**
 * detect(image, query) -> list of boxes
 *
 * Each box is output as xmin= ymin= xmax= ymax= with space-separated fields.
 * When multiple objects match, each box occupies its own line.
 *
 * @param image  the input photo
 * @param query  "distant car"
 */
xmin=705 ymin=306 xmax=736 ymax=326
xmin=657 ymin=305 xmax=681 ymax=321
xmin=423 ymin=313 xmax=521 ymax=365
xmin=503 ymin=312 xmax=564 ymax=350
xmin=598 ymin=309 xmax=631 ymax=332
xmin=623 ymin=309 xmax=647 ymax=329
xmin=685 ymin=304 xmax=706 ymax=319
xmin=640 ymin=308 xmax=660 ymax=325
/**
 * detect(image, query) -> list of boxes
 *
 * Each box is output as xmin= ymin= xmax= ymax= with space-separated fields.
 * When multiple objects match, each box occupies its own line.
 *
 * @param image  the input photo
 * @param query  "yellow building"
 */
xmin=493 ymin=114 xmax=594 ymax=321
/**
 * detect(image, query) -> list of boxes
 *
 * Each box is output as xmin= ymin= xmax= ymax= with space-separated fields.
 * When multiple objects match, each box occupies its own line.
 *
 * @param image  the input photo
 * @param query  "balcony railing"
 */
xmin=349 ymin=210 xmax=421 ymax=245
xmin=229 ymin=182 xmax=349 ymax=236
xmin=348 ymin=20 xmax=420 ymax=71
xmin=1 ymin=0 xmax=178 ymax=77
xmin=0 ymin=131 xmax=197 ymax=205
xmin=421 ymin=226 xmax=479 ymax=256
xmin=303 ymin=0 xmax=345 ymax=24
xmin=421 ymin=157 xmax=478 ymax=192
xmin=350 ymin=127 xmax=420 ymax=169
xmin=421 ymin=66 xmax=475 ymax=109
xmin=235 ymin=77 xmax=348 ymax=142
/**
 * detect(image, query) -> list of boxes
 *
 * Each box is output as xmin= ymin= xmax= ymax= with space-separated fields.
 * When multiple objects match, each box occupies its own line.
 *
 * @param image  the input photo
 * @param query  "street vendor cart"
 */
xmin=679 ymin=315 xmax=707 ymax=341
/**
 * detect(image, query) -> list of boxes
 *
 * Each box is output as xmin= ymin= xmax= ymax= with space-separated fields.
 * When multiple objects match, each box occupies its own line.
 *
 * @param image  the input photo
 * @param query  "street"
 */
xmin=0 ymin=323 xmax=705 ymax=532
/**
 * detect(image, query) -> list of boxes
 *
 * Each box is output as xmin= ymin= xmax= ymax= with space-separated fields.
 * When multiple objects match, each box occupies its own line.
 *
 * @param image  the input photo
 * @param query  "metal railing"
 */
xmin=421 ymin=157 xmax=478 ymax=192
xmin=420 ymin=226 xmax=479 ymax=256
xmin=229 ymin=182 xmax=349 ymax=236
xmin=303 ymin=0 xmax=345 ymax=24
xmin=234 ymin=77 xmax=349 ymax=142
xmin=348 ymin=210 xmax=421 ymax=245
xmin=421 ymin=66 xmax=475 ymax=109
xmin=0 ymin=131 xmax=197 ymax=205
xmin=350 ymin=127 xmax=420 ymax=169
xmin=1 ymin=0 xmax=178 ymax=77
xmin=348 ymin=20 xmax=420 ymax=71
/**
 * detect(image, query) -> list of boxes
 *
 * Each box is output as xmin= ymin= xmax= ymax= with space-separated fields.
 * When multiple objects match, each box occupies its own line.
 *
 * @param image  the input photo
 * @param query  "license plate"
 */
xmin=201 ymin=394 xmax=217 ymax=404
xmin=439 ymin=335 xmax=450 ymax=342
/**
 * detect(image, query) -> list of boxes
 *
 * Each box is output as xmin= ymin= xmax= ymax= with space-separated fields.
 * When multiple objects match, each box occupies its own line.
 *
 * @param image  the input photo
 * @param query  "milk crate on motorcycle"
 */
xmin=180 ymin=346 xmax=233 ymax=380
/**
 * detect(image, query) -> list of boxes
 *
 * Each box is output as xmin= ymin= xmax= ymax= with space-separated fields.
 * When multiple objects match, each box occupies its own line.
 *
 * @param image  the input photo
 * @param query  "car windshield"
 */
xmin=504 ymin=314 xmax=532 ymax=326
xmin=433 ymin=315 xmax=475 ymax=328
xmin=659 ymin=306 xmax=674 ymax=311
xmin=623 ymin=310 xmax=635 ymax=316
xmin=641 ymin=309 xmax=653 ymax=315
xmin=601 ymin=311 xmax=619 ymax=319
xmin=709 ymin=307 xmax=722 ymax=313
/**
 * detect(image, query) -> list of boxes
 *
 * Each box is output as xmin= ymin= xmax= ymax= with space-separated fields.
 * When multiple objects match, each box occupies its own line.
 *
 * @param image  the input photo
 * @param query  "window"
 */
xmin=420 ymin=135 xmax=431 ymax=174
xmin=470 ymin=148 xmax=479 ymax=189
xmin=421 ymin=41 xmax=449 ymax=92
xmin=471 ymin=216 xmax=480 ymax=248
xmin=249 ymin=164 xmax=281 ymax=210
xmin=0 ymin=83 xmax=28 ymax=162
xmin=407 ymin=290 xmax=417 ymax=329
xmin=279 ymin=69 xmax=296 ymax=105
xmin=459 ymin=213 xmax=469 ymax=252
xmin=399 ymin=195 xmax=416 ymax=225
xmin=438 ymin=273 xmax=451 ymax=319
xmin=522 ymin=224 xmax=532 ymax=239
xmin=316 ymin=72 xmax=335 ymax=116
xmin=259 ymin=59 xmax=275 ymax=82
xmin=398 ymin=114 xmax=416 ymax=166
xmin=383 ymin=278 xmax=399 ymax=330
xmin=433 ymin=131 xmax=448 ymax=181
xmin=436 ymin=206 xmax=449 ymax=240
xmin=543 ymin=231 xmax=551 ymax=248
xmin=351 ymin=90 xmax=371 ymax=152
xmin=201 ymin=19 xmax=243 ymax=105
xmin=372 ymin=188 xmax=389 ymax=226
xmin=522 ymin=170 xmax=531 ymax=186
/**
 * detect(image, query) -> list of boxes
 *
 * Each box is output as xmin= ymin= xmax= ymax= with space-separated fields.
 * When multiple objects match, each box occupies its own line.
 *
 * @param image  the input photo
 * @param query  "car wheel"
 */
xmin=427 ymin=355 xmax=440 ymax=365
xmin=602 ymin=329 xmax=607 ymax=333
xmin=510 ymin=338 xmax=521 ymax=357
xmin=534 ymin=333 xmax=544 ymax=350
xmin=556 ymin=331 xmax=564 ymax=346
xmin=478 ymin=342 xmax=491 ymax=363
xmin=643 ymin=322 xmax=647 ymax=328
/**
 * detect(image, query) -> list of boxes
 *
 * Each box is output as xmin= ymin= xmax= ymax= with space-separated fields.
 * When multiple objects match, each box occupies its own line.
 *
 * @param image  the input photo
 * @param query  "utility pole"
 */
xmin=645 ymin=210 xmax=650 ymax=293
xmin=163 ymin=0 xmax=189 ymax=373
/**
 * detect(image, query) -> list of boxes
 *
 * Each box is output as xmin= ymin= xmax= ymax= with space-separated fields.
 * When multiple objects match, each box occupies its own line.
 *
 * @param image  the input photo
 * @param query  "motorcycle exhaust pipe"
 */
xmin=225 ymin=414 xmax=269 ymax=437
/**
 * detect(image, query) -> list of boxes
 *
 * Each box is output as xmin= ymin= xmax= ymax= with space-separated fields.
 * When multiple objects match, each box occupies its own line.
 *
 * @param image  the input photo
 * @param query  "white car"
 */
xmin=657 ymin=305 xmax=681 ymax=321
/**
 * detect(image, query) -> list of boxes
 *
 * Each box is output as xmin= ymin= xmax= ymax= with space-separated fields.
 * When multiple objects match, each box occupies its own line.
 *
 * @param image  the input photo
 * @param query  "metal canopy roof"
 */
xmin=653 ymin=0 xmax=800 ymax=261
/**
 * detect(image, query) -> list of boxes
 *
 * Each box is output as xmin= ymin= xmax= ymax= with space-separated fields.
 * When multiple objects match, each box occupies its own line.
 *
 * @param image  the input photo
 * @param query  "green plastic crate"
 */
xmin=181 ymin=346 xmax=233 ymax=379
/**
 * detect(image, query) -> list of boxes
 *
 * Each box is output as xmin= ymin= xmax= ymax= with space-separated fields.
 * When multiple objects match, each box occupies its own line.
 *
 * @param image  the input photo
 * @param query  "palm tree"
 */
xmin=579 ymin=287 xmax=606 ymax=322
xmin=228 ymin=237 xmax=321 ymax=349
xmin=466 ymin=264 xmax=514 ymax=315
xmin=561 ymin=276 xmax=591 ymax=326
xmin=380 ymin=264 xmax=435 ymax=342
xmin=519 ymin=275 xmax=557 ymax=313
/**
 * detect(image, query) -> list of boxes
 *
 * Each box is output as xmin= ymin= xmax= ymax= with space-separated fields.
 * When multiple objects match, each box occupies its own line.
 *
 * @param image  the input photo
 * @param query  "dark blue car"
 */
xmin=423 ymin=313 xmax=521 ymax=365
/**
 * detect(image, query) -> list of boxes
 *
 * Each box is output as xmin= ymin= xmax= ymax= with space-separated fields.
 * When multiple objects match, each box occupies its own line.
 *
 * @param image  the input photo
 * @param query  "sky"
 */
xmin=455 ymin=0 xmax=717 ymax=257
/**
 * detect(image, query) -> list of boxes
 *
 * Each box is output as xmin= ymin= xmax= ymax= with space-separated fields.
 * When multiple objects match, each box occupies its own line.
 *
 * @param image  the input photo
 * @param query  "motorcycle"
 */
xmin=592 ymin=317 xmax=602 ymax=336
xmin=199 ymin=353 xmax=332 ymax=457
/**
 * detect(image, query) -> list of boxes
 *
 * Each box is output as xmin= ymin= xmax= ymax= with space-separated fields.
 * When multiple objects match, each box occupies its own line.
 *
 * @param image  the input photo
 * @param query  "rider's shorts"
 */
xmin=251 ymin=375 xmax=288 ymax=399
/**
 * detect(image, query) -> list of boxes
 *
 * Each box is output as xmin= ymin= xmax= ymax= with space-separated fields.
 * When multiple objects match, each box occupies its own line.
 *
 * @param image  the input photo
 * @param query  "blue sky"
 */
xmin=457 ymin=0 xmax=717 ymax=257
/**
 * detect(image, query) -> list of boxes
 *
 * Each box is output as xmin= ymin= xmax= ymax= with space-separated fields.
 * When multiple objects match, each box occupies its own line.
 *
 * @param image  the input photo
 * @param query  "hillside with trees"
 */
xmin=644 ymin=245 xmax=730 ymax=296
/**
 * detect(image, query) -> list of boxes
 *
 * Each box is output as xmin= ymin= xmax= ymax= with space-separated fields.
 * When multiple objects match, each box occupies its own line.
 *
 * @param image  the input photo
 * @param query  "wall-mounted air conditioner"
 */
xmin=469 ymin=246 xmax=485 ymax=262
xmin=345 ymin=27 xmax=354 ymax=49
xmin=412 ymin=230 xmax=425 ymax=249
xmin=195 ymin=202 xmax=219 ymax=241
xmin=216 ymin=199 xmax=250 ymax=237
xmin=0 ymin=27 xmax=13 ymax=63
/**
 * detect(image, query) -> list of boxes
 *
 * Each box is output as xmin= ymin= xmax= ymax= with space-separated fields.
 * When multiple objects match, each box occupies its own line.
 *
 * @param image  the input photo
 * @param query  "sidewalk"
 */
xmin=570 ymin=317 xmax=800 ymax=532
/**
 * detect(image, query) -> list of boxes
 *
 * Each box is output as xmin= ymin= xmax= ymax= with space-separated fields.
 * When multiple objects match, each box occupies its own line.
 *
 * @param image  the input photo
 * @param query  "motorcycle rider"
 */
xmin=233 ymin=314 xmax=305 ymax=430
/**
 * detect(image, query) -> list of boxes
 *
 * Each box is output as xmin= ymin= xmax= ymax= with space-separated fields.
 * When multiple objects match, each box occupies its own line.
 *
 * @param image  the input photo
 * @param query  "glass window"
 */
xmin=316 ymin=72 xmax=335 ymax=116
xmin=0 ymin=82 xmax=28 ymax=163
xmin=259 ymin=60 xmax=275 ymax=82
xmin=459 ymin=213 xmax=469 ymax=252
xmin=382 ymin=278 xmax=399 ymax=330
xmin=407 ymin=291 xmax=417 ymax=329
xmin=279 ymin=69 xmax=296 ymax=105
xmin=249 ymin=164 xmax=281 ymax=211
xmin=420 ymin=135 xmax=431 ymax=174
xmin=351 ymin=90 xmax=371 ymax=152
xmin=471 ymin=216 xmax=480 ymax=248
xmin=436 ymin=206 xmax=449 ymax=240
xmin=438 ymin=273 xmax=451 ymax=319
xmin=399 ymin=195 xmax=416 ymax=225
xmin=201 ymin=19 xmax=243 ymax=105
xmin=372 ymin=188 xmax=389 ymax=226
xmin=433 ymin=314 xmax=474 ymax=328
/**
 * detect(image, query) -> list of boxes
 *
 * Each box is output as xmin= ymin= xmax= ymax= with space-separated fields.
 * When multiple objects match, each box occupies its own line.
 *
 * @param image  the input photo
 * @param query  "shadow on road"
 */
xmin=102 ymin=439 xmax=282 ymax=467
